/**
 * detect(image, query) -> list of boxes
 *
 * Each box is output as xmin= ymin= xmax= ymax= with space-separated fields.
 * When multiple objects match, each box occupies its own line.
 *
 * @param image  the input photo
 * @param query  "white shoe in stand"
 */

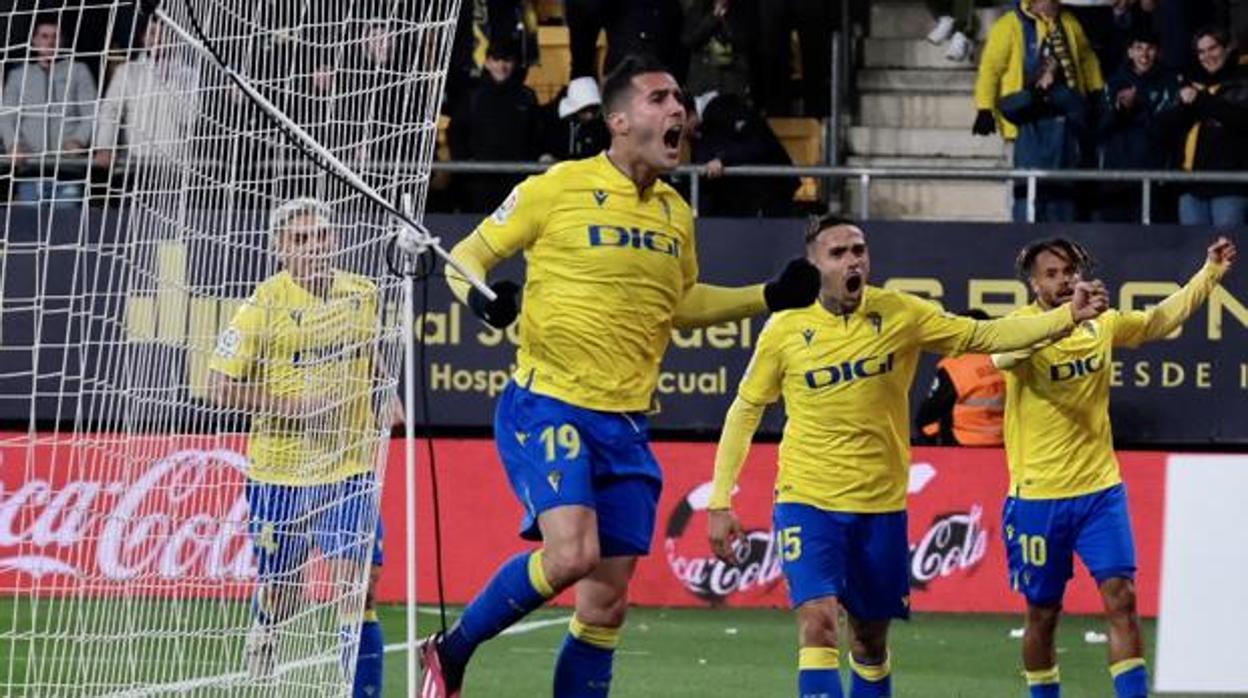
xmin=945 ymin=31 xmax=972 ymax=61
xmin=927 ymin=16 xmax=955 ymax=44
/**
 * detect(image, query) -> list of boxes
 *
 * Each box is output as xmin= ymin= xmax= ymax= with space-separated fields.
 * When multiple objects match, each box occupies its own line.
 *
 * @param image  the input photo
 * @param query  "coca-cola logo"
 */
xmin=663 ymin=483 xmax=784 ymax=604
xmin=908 ymin=504 xmax=989 ymax=588
xmin=0 ymin=447 xmax=256 ymax=584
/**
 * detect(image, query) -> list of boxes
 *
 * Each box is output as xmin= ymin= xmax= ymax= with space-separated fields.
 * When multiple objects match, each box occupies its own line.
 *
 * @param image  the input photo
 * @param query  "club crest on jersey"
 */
xmin=587 ymin=224 xmax=681 ymax=258
xmin=801 ymin=328 xmax=816 ymax=346
xmin=1049 ymin=354 xmax=1103 ymax=381
xmin=658 ymin=197 xmax=671 ymax=223
xmin=215 ymin=327 xmax=242 ymax=358
xmin=866 ymin=311 xmax=883 ymax=334
xmin=805 ymin=353 xmax=896 ymax=389
xmin=547 ymin=470 xmax=562 ymax=493
xmin=289 ymin=309 xmax=303 ymax=325
xmin=593 ymin=189 xmax=608 ymax=207
xmin=491 ymin=187 xmax=519 ymax=223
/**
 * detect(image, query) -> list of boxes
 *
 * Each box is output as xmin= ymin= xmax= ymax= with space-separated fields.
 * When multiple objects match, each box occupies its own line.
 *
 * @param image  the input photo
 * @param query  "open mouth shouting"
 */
xmin=662 ymin=124 xmax=683 ymax=157
xmin=845 ymin=271 xmax=864 ymax=296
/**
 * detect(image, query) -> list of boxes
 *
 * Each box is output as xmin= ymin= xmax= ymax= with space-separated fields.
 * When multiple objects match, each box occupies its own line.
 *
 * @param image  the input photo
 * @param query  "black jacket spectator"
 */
xmin=690 ymin=93 xmax=798 ymax=216
xmin=680 ymin=0 xmax=757 ymax=99
xmin=1157 ymin=50 xmax=1248 ymax=199
xmin=448 ymin=42 xmax=545 ymax=212
xmin=543 ymin=77 xmax=609 ymax=161
xmin=1095 ymin=34 xmax=1180 ymax=221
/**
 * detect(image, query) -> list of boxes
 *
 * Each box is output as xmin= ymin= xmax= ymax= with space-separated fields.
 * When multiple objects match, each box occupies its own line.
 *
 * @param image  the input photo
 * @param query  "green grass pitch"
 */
xmin=1 ymin=599 xmax=1235 ymax=697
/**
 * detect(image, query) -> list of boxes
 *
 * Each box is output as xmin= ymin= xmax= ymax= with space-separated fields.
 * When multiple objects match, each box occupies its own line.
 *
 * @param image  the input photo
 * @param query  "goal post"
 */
xmin=0 ymin=1 xmax=463 ymax=695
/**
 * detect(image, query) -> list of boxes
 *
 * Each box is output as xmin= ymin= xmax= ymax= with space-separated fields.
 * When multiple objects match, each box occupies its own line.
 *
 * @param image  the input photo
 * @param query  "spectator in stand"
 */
xmin=974 ymin=0 xmax=1104 ymax=222
xmin=1157 ymin=26 xmax=1248 ymax=226
xmin=926 ymin=0 xmax=985 ymax=63
xmin=1060 ymin=0 xmax=1129 ymax=75
xmin=94 ymin=17 xmax=198 ymax=176
xmin=689 ymin=91 xmax=798 ymax=217
xmin=680 ymin=0 xmax=757 ymax=100
xmin=1 ymin=14 xmax=97 ymax=207
xmin=916 ymin=309 xmax=1006 ymax=447
xmin=753 ymin=0 xmax=835 ymax=116
xmin=542 ymin=76 xmax=609 ymax=161
xmin=564 ymin=0 xmax=687 ymax=82
xmin=445 ymin=0 xmax=540 ymax=115
xmin=448 ymin=37 xmax=544 ymax=212
xmin=1096 ymin=27 xmax=1180 ymax=221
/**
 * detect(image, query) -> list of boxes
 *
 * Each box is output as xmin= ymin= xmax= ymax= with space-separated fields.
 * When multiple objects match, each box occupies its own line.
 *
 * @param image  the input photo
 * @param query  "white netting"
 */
xmin=1 ymin=0 xmax=460 ymax=695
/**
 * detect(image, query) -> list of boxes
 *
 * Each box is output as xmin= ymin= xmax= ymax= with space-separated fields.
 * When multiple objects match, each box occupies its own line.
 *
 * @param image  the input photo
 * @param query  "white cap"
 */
xmin=694 ymin=91 xmax=719 ymax=119
xmin=558 ymin=76 xmax=602 ymax=119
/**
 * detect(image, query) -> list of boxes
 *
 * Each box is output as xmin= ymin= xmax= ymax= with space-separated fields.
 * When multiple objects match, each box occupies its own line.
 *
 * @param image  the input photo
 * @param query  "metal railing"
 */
xmin=6 ymin=156 xmax=1247 ymax=224
xmin=428 ymin=160 xmax=1248 ymax=224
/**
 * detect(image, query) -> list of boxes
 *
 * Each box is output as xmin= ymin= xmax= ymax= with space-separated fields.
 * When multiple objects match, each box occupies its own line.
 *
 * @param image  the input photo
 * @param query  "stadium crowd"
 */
xmin=0 ymin=0 xmax=1245 ymax=222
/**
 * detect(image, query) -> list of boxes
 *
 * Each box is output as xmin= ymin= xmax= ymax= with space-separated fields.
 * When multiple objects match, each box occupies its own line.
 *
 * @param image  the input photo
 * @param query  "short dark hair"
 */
xmin=1193 ymin=25 xmax=1231 ymax=51
xmin=32 ymin=13 xmax=59 ymax=34
xmin=1128 ymin=26 xmax=1160 ymax=49
xmin=961 ymin=308 xmax=992 ymax=321
xmin=804 ymin=213 xmax=858 ymax=244
xmin=601 ymin=53 xmax=671 ymax=115
xmin=1016 ymin=237 xmax=1096 ymax=279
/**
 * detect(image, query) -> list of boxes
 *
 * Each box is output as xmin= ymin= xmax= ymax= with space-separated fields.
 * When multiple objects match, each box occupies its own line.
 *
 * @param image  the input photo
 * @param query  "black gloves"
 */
xmin=763 ymin=257 xmax=820 ymax=311
xmin=972 ymin=109 xmax=996 ymax=136
xmin=468 ymin=280 xmax=521 ymax=328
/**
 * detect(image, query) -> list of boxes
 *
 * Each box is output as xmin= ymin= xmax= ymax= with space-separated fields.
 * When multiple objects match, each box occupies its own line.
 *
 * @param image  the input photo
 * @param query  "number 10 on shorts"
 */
xmin=1018 ymin=533 xmax=1047 ymax=566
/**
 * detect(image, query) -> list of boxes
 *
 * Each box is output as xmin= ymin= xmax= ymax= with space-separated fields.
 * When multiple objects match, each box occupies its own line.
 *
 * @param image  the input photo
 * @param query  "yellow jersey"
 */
xmin=209 ymin=270 xmax=381 ymax=485
xmin=473 ymin=152 xmax=697 ymax=412
xmin=730 ymin=287 xmax=1073 ymax=512
xmin=1001 ymin=261 xmax=1226 ymax=499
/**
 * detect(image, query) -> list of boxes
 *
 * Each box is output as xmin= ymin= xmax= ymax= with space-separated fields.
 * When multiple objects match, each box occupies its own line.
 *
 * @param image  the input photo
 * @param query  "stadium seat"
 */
xmin=768 ymin=117 xmax=824 ymax=202
xmin=526 ymin=26 xmax=605 ymax=104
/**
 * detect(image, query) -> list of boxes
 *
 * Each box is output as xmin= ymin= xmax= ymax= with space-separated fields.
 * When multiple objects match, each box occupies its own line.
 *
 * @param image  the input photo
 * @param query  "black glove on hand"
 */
xmin=468 ymin=280 xmax=521 ymax=328
xmin=764 ymin=257 xmax=820 ymax=311
xmin=972 ymin=109 xmax=996 ymax=136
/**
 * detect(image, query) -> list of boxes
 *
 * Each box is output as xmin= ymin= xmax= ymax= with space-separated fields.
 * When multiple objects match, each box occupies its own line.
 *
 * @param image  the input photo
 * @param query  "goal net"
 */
xmin=1 ymin=0 xmax=459 ymax=694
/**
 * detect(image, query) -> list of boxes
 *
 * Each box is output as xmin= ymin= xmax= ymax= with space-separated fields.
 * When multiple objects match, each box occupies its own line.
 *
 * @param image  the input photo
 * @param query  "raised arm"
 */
xmin=672 ymin=257 xmax=818 ymax=328
xmin=1112 ymin=237 xmax=1235 ymax=348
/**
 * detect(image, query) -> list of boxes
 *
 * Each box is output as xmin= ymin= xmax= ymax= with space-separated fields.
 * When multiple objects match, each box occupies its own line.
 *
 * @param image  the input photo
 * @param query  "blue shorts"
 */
xmin=246 ymin=473 xmax=381 ymax=581
xmin=1003 ymin=483 xmax=1137 ymax=606
xmin=495 ymin=380 xmax=662 ymax=558
xmin=773 ymin=503 xmax=911 ymax=620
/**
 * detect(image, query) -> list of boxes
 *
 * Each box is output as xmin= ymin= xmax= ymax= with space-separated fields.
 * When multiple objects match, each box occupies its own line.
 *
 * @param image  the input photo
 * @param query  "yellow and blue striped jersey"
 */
xmin=733 ymin=287 xmax=1073 ymax=512
xmin=209 ymin=270 xmax=381 ymax=485
xmin=1001 ymin=261 xmax=1226 ymax=499
xmin=473 ymin=152 xmax=698 ymax=412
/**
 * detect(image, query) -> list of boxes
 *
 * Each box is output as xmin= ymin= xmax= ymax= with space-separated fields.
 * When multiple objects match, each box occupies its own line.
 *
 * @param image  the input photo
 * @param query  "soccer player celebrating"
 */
xmin=993 ymin=236 xmax=1236 ymax=698
xmin=705 ymin=215 xmax=1111 ymax=698
xmin=422 ymin=54 xmax=820 ymax=697
xmin=209 ymin=198 xmax=401 ymax=697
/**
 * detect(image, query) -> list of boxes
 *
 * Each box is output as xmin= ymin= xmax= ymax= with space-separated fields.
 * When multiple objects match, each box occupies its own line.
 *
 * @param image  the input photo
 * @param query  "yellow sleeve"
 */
xmin=672 ymin=283 xmax=767 ymax=329
xmin=1069 ymin=16 xmax=1105 ymax=92
xmin=208 ymin=297 xmax=265 ymax=379
xmin=910 ymin=295 xmax=1074 ymax=355
xmin=975 ymin=19 xmax=1012 ymax=110
xmin=1111 ymin=262 xmax=1226 ymax=349
xmin=445 ymin=231 xmax=505 ymax=305
xmin=708 ymin=396 xmax=767 ymax=510
xmin=473 ymin=174 xmax=547 ymax=259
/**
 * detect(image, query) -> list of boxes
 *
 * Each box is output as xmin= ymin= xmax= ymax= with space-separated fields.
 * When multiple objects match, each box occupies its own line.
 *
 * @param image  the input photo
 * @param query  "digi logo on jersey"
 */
xmin=804 ymin=353 xmax=896 ymax=389
xmin=587 ymin=225 xmax=682 ymax=258
xmin=1049 ymin=354 xmax=1104 ymax=382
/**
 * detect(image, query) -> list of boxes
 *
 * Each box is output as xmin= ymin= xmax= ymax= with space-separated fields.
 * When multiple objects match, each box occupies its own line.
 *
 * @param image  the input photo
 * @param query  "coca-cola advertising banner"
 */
xmin=3 ymin=209 xmax=1245 ymax=444
xmin=3 ymin=434 xmax=1173 ymax=616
